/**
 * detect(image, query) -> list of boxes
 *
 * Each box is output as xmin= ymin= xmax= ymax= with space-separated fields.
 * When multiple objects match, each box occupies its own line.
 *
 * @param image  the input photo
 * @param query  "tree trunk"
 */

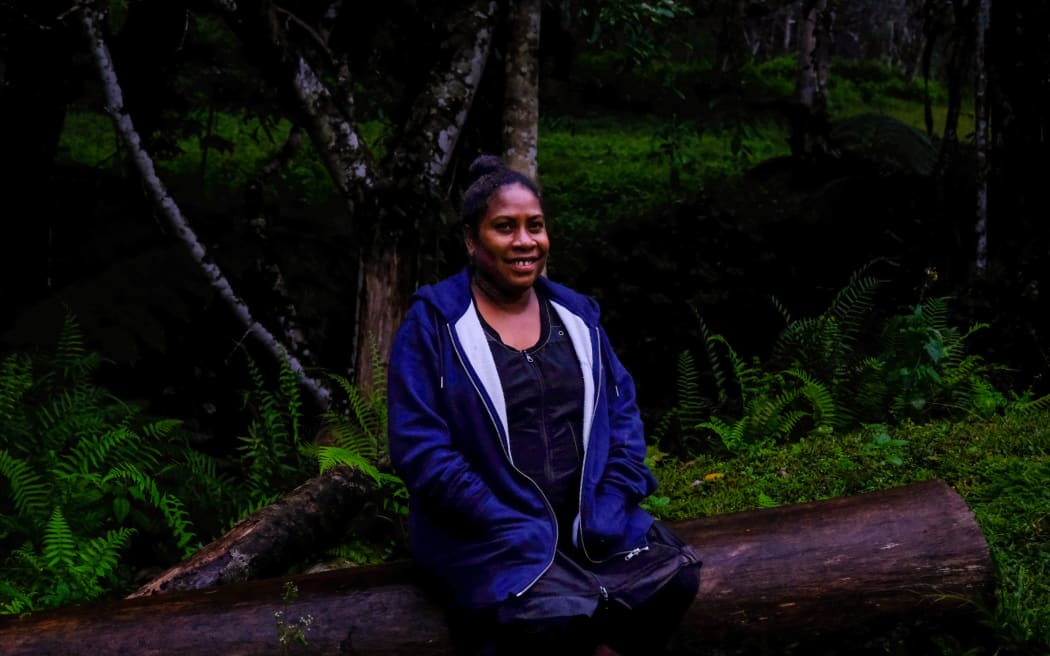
xmin=790 ymin=0 xmax=834 ymax=159
xmin=502 ymin=0 xmax=541 ymax=180
xmin=973 ymin=0 xmax=991 ymax=277
xmin=0 ymin=480 xmax=993 ymax=654
xmin=794 ymin=0 xmax=831 ymax=113
xmin=217 ymin=0 xmax=497 ymax=391
xmin=80 ymin=7 xmax=333 ymax=410
xmin=128 ymin=465 xmax=375 ymax=598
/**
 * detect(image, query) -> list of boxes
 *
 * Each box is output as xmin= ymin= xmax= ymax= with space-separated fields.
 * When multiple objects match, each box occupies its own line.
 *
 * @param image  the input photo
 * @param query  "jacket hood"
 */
xmin=413 ymin=266 xmax=602 ymax=325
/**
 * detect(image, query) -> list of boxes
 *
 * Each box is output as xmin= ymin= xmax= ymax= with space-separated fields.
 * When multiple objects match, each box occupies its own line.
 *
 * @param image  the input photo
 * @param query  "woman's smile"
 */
xmin=467 ymin=183 xmax=549 ymax=302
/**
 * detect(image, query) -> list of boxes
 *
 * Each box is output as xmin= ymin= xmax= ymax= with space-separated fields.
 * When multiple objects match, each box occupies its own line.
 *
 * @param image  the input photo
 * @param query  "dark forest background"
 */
xmin=3 ymin=0 xmax=1048 ymax=430
xmin=1 ymin=0 xmax=1050 ymax=651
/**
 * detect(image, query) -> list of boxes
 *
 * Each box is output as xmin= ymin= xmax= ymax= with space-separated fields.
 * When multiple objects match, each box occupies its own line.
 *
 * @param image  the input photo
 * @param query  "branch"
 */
xmin=393 ymin=0 xmax=499 ymax=191
xmin=80 ymin=8 xmax=331 ymax=410
xmin=262 ymin=3 xmax=376 ymax=201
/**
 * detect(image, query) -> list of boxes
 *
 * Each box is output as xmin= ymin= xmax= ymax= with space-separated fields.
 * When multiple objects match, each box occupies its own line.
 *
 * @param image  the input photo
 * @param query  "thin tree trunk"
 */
xmin=502 ymin=0 xmax=541 ymax=180
xmin=795 ymin=0 xmax=830 ymax=112
xmin=80 ymin=8 xmax=332 ymax=410
xmin=974 ymin=0 xmax=991 ymax=277
xmin=0 ymin=480 xmax=993 ymax=654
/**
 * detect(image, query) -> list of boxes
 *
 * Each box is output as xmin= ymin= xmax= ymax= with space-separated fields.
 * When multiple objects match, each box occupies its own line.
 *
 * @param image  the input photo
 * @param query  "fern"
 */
xmin=0 ymin=354 xmax=32 ymax=426
xmin=312 ymin=445 xmax=380 ymax=480
xmin=0 ymin=312 xmax=207 ymax=613
xmin=236 ymin=348 xmax=308 ymax=502
xmin=659 ymin=268 xmax=1005 ymax=457
xmin=321 ymin=374 xmax=384 ymax=460
xmin=0 ymin=450 xmax=49 ymax=518
xmin=311 ymin=342 xmax=408 ymax=564
xmin=43 ymin=508 xmax=76 ymax=568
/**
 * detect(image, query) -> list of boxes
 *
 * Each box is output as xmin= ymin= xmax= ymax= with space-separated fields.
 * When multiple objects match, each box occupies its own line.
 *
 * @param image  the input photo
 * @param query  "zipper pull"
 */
xmin=599 ymin=585 xmax=609 ymax=600
xmin=624 ymin=546 xmax=650 ymax=561
xmin=523 ymin=352 xmax=534 ymax=363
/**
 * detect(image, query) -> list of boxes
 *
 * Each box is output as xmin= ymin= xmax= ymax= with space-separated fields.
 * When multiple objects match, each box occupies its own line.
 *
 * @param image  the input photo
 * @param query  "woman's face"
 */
xmin=466 ymin=183 xmax=549 ymax=299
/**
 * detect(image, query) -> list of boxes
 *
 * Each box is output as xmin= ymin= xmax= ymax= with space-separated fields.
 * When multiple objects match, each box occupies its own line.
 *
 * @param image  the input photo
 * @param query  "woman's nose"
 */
xmin=512 ymin=226 xmax=535 ymax=245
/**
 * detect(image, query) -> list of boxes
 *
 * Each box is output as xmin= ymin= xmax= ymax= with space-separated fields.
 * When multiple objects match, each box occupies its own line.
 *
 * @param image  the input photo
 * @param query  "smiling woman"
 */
xmin=387 ymin=155 xmax=701 ymax=655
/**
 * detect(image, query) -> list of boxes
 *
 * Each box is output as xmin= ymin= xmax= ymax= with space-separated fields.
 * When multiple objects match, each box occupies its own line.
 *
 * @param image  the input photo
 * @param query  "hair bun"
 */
xmin=467 ymin=154 xmax=507 ymax=183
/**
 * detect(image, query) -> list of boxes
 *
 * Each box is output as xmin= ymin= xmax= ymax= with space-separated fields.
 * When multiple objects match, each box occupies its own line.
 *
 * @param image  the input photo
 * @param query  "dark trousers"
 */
xmin=452 ymin=559 xmax=701 ymax=656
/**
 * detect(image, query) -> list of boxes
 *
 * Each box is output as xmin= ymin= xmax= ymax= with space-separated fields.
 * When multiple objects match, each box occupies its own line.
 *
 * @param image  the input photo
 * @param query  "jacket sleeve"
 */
xmin=590 ymin=325 xmax=658 ymax=539
xmin=387 ymin=305 xmax=513 ymax=528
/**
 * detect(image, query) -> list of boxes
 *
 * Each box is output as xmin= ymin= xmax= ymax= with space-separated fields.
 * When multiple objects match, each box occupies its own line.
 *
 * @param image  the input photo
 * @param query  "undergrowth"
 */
xmin=647 ymin=409 xmax=1050 ymax=655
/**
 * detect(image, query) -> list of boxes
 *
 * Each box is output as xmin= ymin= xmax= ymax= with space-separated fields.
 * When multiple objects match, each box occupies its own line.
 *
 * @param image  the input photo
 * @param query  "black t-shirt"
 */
xmin=478 ymin=295 xmax=585 ymax=547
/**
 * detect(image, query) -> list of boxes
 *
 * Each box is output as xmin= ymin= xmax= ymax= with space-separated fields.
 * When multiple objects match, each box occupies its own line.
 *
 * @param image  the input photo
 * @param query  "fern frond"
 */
xmin=0 ymin=449 xmax=50 ymax=518
xmin=0 ymin=353 xmax=32 ymax=426
xmin=314 ymin=446 xmax=383 ymax=483
xmin=769 ymin=295 xmax=793 ymax=326
xmin=43 ymin=507 xmax=76 ymax=568
xmin=37 ymin=385 xmax=120 ymax=451
xmin=673 ymin=351 xmax=707 ymax=431
xmin=140 ymin=418 xmax=183 ymax=442
xmin=698 ymin=317 xmax=733 ymax=405
xmin=62 ymin=426 xmax=156 ymax=477
xmin=158 ymin=495 xmax=197 ymax=557
xmin=697 ymin=416 xmax=748 ymax=453
xmin=786 ymin=367 xmax=840 ymax=430
xmin=103 ymin=462 xmax=163 ymax=508
xmin=0 ymin=579 xmax=35 ymax=615
xmin=78 ymin=527 xmax=135 ymax=581
xmin=275 ymin=348 xmax=302 ymax=447
xmin=51 ymin=311 xmax=103 ymax=382
xmin=1012 ymin=392 xmax=1050 ymax=415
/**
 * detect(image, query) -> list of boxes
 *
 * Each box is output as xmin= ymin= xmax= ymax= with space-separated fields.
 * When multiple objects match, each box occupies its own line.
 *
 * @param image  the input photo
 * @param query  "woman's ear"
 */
xmin=463 ymin=228 xmax=476 ymax=259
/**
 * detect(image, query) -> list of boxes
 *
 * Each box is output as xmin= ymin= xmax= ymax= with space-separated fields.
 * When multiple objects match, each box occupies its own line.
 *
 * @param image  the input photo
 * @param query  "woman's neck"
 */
xmin=471 ymin=275 xmax=541 ymax=349
xmin=471 ymin=273 xmax=535 ymax=313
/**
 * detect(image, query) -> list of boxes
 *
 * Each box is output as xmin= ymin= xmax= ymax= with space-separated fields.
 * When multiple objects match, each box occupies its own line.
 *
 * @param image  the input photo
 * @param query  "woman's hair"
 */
xmin=460 ymin=155 xmax=543 ymax=232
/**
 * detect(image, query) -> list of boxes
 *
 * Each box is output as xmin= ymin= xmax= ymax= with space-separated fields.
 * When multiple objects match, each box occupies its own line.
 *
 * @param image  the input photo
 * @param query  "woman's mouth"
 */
xmin=507 ymin=257 xmax=540 ymax=271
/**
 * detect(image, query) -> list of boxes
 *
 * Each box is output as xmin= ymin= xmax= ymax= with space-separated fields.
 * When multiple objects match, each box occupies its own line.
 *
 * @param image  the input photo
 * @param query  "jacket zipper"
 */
xmin=445 ymin=323 xmax=559 ymax=597
xmin=577 ymin=326 xmax=648 ymax=565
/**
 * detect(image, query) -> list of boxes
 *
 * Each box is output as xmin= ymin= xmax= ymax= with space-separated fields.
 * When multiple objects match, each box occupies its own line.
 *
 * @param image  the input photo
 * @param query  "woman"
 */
xmin=388 ymin=155 xmax=700 ymax=655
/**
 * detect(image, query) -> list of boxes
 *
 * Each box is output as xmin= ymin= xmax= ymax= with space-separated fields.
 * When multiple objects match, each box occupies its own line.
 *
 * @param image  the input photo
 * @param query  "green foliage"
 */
xmin=875 ymin=298 xmax=996 ymax=421
xmin=658 ymin=272 xmax=1003 ymax=456
xmin=0 ymin=314 xmax=198 ymax=613
xmin=538 ymin=114 xmax=788 ymax=279
xmin=578 ymin=0 xmax=694 ymax=69
xmin=740 ymin=55 xmax=797 ymax=99
xmin=231 ymin=347 xmax=311 ymax=524
xmin=831 ymin=58 xmax=948 ymax=106
xmin=647 ymin=410 xmax=1050 ymax=654
xmin=274 ymin=581 xmax=313 ymax=653
xmin=305 ymin=343 xmax=407 ymax=565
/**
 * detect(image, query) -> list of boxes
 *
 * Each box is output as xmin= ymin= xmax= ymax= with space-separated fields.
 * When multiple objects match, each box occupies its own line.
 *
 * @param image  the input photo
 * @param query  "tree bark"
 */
xmin=80 ymin=7 xmax=333 ymax=410
xmin=128 ymin=465 xmax=375 ymax=598
xmin=502 ymin=0 xmax=541 ymax=180
xmin=352 ymin=0 xmax=498 ymax=393
xmin=223 ymin=0 xmax=497 ymax=392
xmin=973 ymin=0 xmax=991 ymax=277
xmin=0 ymin=480 xmax=993 ymax=654
xmin=794 ymin=0 xmax=831 ymax=113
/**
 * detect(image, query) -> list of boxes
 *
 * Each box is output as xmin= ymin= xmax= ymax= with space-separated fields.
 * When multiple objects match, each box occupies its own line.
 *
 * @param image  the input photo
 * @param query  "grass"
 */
xmin=648 ymin=410 xmax=1050 ymax=654
xmin=538 ymin=113 xmax=790 ymax=241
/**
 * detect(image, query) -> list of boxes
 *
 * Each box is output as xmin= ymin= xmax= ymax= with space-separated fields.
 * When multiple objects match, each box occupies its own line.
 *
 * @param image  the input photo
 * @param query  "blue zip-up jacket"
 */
xmin=388 ymin=268 xmax=658 ymax=609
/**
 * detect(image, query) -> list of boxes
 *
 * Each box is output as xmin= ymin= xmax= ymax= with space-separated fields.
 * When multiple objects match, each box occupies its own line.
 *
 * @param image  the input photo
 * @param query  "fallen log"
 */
xmin=130 ymin=464 xmax=376 ymax=598
xmin=0 ymin=479 xmax=993 ymax=655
